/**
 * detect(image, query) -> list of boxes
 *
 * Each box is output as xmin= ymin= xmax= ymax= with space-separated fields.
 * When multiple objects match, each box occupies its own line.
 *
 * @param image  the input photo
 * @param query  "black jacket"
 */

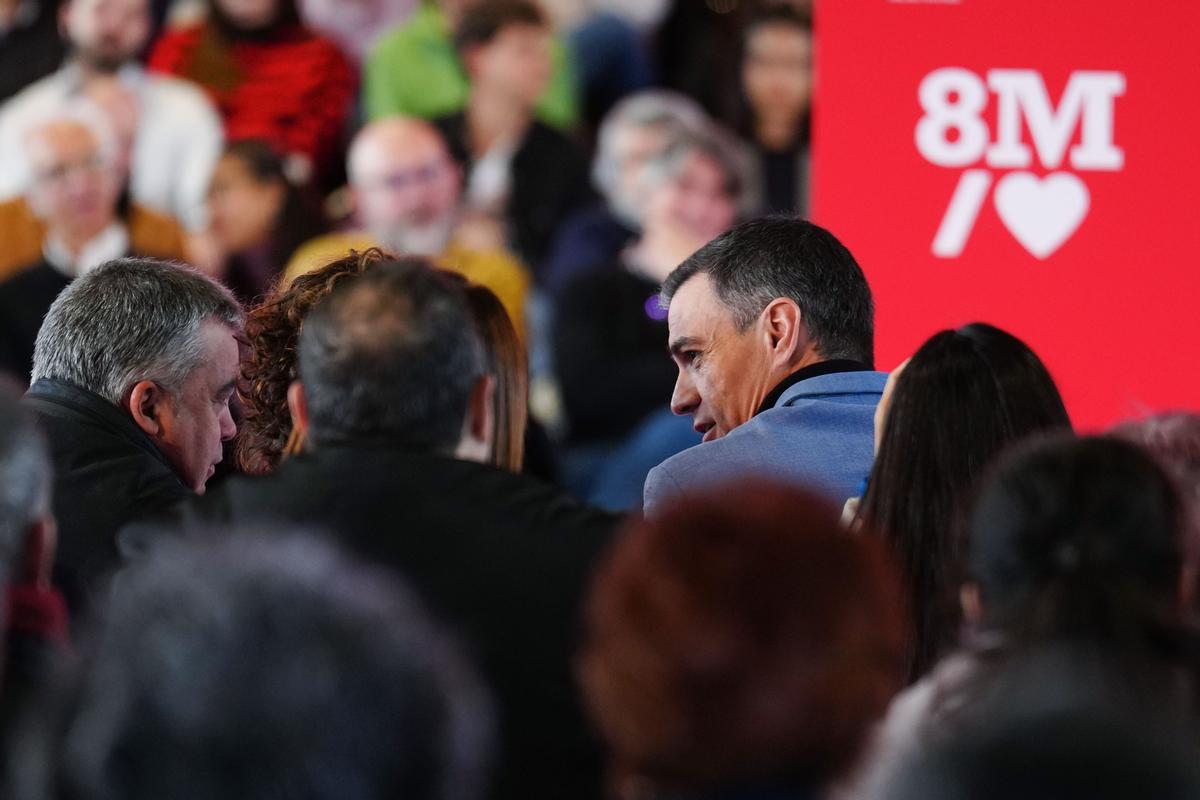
xmin=0 ymin=261 xmax=71 ymax=385
xmin=135 ymin=442 xmax=619 ymax=800
xmin=24 ymin=378 xmax=190 ymax=616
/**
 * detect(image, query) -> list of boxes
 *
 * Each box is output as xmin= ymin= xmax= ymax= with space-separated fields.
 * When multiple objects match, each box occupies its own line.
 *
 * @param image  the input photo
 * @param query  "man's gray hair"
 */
xmin=0 ymin=388 xmax=52 ymax=583
xmin=31 ymin=258 xmax=243 ymax=405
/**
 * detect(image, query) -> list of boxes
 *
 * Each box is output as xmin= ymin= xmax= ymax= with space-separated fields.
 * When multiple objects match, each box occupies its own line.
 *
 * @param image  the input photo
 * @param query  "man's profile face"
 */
xmin=667 ymin=273 xmax=775 ymax=442
xmin=64 ymin=0 xmax=151 ymax=72
xmin=154 ymin=320 xmax=239 ymax=493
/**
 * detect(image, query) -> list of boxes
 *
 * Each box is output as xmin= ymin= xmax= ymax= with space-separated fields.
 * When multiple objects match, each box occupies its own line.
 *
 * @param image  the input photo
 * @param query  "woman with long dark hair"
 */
xmin=857 ymin=323 xmax=1071 ymax=683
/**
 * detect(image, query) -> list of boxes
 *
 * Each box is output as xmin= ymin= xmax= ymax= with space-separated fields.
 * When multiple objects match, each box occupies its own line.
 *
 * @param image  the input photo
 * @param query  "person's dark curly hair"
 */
xmin=236 ymin=249 xmax=390 ymax=475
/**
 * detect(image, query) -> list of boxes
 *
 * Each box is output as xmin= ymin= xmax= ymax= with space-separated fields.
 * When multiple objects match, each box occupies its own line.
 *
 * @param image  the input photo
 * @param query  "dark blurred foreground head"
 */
xmin=581 ymin=481 xmax=906 ymax=798
xmin=885 ymin=672 xmax=1200 ymax=800
xmin=18 ymin=532 xmax=491 ymax=800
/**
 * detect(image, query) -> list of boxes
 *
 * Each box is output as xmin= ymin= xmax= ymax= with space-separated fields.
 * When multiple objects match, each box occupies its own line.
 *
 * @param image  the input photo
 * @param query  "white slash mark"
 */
xmin=932 ymin=169 xmax=993 ymax=258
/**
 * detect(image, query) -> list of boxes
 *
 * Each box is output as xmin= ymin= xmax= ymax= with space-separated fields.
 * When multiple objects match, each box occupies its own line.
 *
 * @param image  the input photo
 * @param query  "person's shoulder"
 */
xmin=147 ymin=24 xmax=204 ymax=68
xmin=284 ymin=230 xmax=379 ymax=285
xmin=0 ymin=69 xmax=64 ymax=119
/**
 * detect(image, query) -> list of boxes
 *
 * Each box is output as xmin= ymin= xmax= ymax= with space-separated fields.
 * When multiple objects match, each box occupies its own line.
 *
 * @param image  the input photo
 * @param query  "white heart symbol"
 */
xmin=993 ymin=172 xmax=1090 ymax=259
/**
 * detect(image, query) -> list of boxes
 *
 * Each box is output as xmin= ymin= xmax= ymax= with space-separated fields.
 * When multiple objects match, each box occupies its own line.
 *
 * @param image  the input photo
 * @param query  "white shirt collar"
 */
xmin=43 ymin=222 xmax=129 ymax=278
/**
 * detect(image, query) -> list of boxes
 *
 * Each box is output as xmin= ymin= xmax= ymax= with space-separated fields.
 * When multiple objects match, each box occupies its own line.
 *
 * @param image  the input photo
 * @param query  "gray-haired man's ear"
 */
xmin=127 ymin=379 xmax=167 ymax=437
xmin=456 ymin=374 xmax=495 ymax=465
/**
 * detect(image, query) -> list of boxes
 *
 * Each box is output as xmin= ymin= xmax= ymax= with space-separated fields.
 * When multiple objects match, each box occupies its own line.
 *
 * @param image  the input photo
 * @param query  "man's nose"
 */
xmin=220 ymin=407 xmax=237 ymax=442
xmin=670 ymin=370 xmax=699 ymax=416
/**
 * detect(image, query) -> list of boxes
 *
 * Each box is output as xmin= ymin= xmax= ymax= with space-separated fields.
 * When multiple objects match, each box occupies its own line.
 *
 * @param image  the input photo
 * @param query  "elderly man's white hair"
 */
xmin=18 ymin=99 xmax=119 ymax=183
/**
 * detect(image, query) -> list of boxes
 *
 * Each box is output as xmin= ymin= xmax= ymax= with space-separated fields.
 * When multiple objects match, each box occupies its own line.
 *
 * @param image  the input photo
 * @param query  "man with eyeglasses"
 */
xmin=285 ymin=116 xmax=530 ymax=337
xmin=0 ymin=110 xmax=130 ymax=384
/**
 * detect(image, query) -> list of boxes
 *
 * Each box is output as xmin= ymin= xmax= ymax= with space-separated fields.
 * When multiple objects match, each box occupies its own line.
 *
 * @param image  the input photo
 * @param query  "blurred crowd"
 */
xmin=1 ymin=2 xmax=1199 ymax=800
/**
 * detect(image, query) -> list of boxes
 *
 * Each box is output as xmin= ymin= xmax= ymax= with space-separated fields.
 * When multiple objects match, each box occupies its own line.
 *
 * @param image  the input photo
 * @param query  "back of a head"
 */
xmin=297 ymin=258 xmax=485 ymax=451
xmin=31 ymin=259 xmax=242 ymax=406
xmin=582 ymin=481 xmax=906 ymax=794
xmin=969 ymin=435 xmax=1183 ymax=648
xmin=50 ymin=532 xmax=490 ymax=800
xmin=862 ymin=323 xmax=1071 ymax=680
xmin=660 ymin=216 xmax=875 ymax=365
xmin=0 ymin=391 xmax=51 ymax=586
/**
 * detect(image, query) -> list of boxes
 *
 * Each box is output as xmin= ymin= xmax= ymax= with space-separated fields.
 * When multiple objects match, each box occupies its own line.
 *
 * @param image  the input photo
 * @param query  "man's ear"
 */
xmin=761 ymin=298 xmax=806 ymax=368
xmin=20 ymin=515 xmax=57 ymax=588
xmin=127 ymin=380 xmax=168 ymax=438
xmin=287 ymin=379 xmax=309 ymax=437
xmin=456 ymin=374 xmax=496 ymax=464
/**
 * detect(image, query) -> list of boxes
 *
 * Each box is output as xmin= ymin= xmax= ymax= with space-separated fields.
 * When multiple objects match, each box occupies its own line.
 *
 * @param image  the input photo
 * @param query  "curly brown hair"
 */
xmin=236 ymin=249 xmax=391 ymax=475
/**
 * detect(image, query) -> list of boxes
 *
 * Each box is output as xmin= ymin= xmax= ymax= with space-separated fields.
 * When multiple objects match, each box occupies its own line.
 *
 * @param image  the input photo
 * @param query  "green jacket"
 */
xmin=363 ymin=2 xmax=579 ymax=129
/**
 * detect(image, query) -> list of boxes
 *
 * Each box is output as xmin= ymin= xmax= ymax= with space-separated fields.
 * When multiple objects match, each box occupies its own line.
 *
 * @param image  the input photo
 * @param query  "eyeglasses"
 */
xmin=363 ymin=160 xmax=449 ymax=193
xmin=34 ymin=154 xmax=108 ymax=186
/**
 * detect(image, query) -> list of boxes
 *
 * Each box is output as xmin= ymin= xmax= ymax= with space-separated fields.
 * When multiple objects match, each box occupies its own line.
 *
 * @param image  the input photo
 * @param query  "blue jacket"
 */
xmin=643 ymin=370 xmax=886 ymax=516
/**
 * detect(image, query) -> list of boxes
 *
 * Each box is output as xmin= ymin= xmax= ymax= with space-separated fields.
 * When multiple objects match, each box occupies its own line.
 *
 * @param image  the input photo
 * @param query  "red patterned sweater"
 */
xmin=149 ymin=24 xmax=356 ymax=181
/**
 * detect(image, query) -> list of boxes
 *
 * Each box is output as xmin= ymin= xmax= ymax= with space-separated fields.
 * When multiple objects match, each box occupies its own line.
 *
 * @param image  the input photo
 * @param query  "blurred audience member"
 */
xmin=1110 ymin=412 xmax=1200 ymax=575
xmin=0 ymin=0 xmax=223 ymax=235
xmin=644 ymin=216 xmax=882 ymax=515
xmin=856 ymin=324 xmax=1072 ymax=683
xmin=554 ymin=132 xmax=743 ymax=499
xmin=582 ymin=481 xmax=906 ymax=800
xmin=435 ymin=0 xmax=593 ymax=273
xmin=0 ymin=390 xmax=66 ymax=756
xmin=0 ymin=0 xmax=67 ymax=104
xmin=554 ymin=5 xmax=653 ymax=127
xmin=654 ymin=0 xmax=755 ymax=126
xmin=365 ymin=0 xmax=578 ymax=130
xmin=286 ymin=117 xmax=530 ymax=335
xmin=740 ymin=4 xmax=811 ymax=215
xmin=298 ymin=0 xmax=415 ymax=64
xmin=208 ymin=139 xmax=329 ymax=303
xmin=0 ymin=112 xmax=185 ymax=381
xmin=159 ymin=258 xmax=616 ymax=800
xmin=24 ymin=258 xmax=242 ymax=615
xmin=29 ymin=533 xmax=490 ymax=800
xmin=0 ymin=96 xmax=188 ymax=283
xmin=543 ymin=90 xmax=707 ymax=291
xmin=148 ymin=0 xmax=355 ymax=189
xmin=855 ymin=435 xmax=1195 ymax=797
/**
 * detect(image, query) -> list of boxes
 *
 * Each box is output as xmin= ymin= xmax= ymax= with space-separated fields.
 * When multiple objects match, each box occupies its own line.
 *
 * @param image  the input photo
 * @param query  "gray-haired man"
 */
xmin=24 ymin=257 xmax=242 ymax=613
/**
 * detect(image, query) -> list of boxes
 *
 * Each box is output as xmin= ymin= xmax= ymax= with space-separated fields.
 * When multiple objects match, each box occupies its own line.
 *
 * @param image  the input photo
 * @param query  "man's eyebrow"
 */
xmin=215 ymin=379 xmax=237 ymax=397
xmin=668 ymin=336 xmax=701 ymax=356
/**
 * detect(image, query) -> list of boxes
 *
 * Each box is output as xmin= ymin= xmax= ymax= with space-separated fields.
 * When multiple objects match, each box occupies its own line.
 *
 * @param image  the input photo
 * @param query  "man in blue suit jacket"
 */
xmin=643 ymin=216 xmax=885 ymax=515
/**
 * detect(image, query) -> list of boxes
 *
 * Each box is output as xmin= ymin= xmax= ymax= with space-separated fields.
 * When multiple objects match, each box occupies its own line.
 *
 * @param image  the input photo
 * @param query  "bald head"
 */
xmin=348 ymin=118 xmax=462 ymax=256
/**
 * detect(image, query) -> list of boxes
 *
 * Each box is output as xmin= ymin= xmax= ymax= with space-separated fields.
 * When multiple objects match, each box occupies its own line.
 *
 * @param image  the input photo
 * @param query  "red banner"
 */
xmin=812 ymin=0 xmax=1200 ymax=430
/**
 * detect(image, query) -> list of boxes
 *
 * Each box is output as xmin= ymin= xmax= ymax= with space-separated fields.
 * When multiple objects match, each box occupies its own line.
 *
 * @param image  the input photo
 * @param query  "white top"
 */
xmin=43 ymin=221 xmax=129 ymax=277
xmin=0 ymin=62 xmax=223 ymax=231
